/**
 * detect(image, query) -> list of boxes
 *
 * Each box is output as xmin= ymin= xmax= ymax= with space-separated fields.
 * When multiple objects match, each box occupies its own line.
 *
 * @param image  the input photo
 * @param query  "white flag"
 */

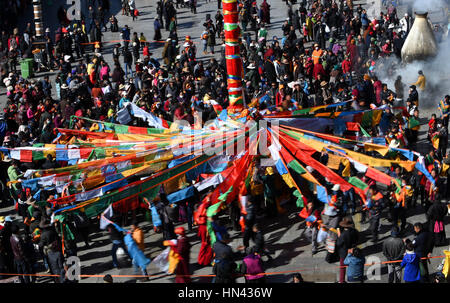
xmin=99 ymin=205 xmax=113 ymax=230
xmin=153 ymin=247 xmax=171 ymax=273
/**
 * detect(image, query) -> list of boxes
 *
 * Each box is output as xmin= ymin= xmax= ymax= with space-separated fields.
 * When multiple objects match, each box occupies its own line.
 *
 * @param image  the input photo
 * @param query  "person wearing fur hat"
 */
xmin=336 ymin=216 xmax=358 ymax=283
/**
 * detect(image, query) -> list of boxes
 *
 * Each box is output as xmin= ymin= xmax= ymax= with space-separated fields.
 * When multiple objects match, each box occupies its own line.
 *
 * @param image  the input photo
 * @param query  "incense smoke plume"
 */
xmin=372 ymin=0 xmax=449 ymax=110
xmin=413 ymin=0 xmax=446 ymax=14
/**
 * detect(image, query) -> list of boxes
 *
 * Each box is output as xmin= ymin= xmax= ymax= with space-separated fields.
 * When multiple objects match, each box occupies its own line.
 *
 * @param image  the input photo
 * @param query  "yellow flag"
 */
xmin=442 ymin=250 xmax=450 ymax=278
xmin=441 ymin=163 xmax=450 ymax=176
xmin=372 ymin=110 xmax=382 ymax=126
xmin=89 ymin=123 xmax=99 ymax=132
xmin=43 ymin=149 xmax=56 ymax=159
xmin=341 ymin=158 xmax=351 ymax=177
xmin=83 ymin=175 xmax=105 ymax=190
xmin=164 ymin=174 xmax=187 ymax=195
xmin=433 ymin=136 xmax=440 ymax=150
xmin=301 ymin=172 xmax=321 ymax=185
xmin=364 ymin=143 xmax=389 ymax=156
xmin=399 ymin=161 xmax=416 ymax=172
xmin=86 ymin=168 xmax=102 ymax=178
xmin=281 ymin=173 xmax=296 ymax=188
xmin=121 ymin=165 xmax=150 ymax=177
xmin=327 ymin=154 xmax=343 ymax=170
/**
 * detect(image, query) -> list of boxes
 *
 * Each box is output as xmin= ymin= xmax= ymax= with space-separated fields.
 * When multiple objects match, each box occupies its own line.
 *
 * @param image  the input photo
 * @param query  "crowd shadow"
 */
xmin=178 ymin=21 xmax=197 ymax=30
xmin=78 ymin=248 xmax=112 ymax=263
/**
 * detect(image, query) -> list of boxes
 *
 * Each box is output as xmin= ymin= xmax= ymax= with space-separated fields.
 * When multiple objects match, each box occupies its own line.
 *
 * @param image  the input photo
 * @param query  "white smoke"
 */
xmin=371 ymin=1 xmax=450 ymax=111
xmin=413 ymin=0 xmax=446 ymax=14
xmin=373 ymin=45 xmax=450 ymax=110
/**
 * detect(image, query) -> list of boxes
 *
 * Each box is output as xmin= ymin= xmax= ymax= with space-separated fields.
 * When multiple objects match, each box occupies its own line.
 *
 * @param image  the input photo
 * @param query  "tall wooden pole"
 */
xmin=33 ymin=0 xmax=44 ymax=38
xmin=223 ymin=0 xmax=244 ymax=113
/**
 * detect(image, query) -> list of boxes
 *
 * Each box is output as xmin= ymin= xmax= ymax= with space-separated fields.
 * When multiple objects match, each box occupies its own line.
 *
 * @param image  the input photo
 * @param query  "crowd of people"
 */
xmin=0 ymin=0 xmax=449 ymax=283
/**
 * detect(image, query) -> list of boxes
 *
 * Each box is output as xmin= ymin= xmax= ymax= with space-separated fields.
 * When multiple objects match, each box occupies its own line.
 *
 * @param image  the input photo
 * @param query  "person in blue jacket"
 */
xmin=400 ymin=242 xmax=421 ymax=283
xmin=344 ymin=247 xmax=365 ymax=283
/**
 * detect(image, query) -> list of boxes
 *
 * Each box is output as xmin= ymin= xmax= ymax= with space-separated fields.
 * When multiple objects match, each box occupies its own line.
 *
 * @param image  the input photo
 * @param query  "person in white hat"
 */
xmin=247 ymin=62 xmax=255 ymax=69
xmin=330 ymin=183 xmax=345 ymax=213
xmin=400 ymin=13 xmax=411 ymax=33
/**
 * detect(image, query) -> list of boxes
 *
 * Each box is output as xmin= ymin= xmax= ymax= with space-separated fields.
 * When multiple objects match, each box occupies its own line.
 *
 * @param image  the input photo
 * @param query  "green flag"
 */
xmin=293 ymin=189 xmax=304 ymax=208
xmin=293 ymin=108 xmax=312 ymax=115
xmin=114 ymin=125 xmax=129 ymax=134
xmin=359 ymin=124 xmax=371 ymax=137
xmin=218 ymin=186 xmax=234 ymax=202
xmin=409 ymin=117 xmax=420 ymax=129
xmin=207 ymin=201 xmax=223 ymax=217
xmin=395 ymin=178 xmax=402 ymax=194
xmin=361 ymin=111 xmax=373 ymax=130
xmin=206 ymin=220 xmax=217 ymax=246
xmin=53 ymin=215 xmax=75 ymax=241
xmin=288 ymin=159 xmax=306 ymax=174
xmin=348 ymin=176 xmax=369 ymax=190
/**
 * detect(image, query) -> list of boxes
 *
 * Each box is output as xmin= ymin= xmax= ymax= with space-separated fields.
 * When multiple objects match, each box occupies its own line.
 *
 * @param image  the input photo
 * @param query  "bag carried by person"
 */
xmin=325 ymin=250 xmax=340 ymax=263
xmin=317 ymin=228 xmax=328 ymax=243
xmin=326 ymin=234 xmax=336 ymax=253
xmin=325 ymin=234 xmax=339 ymax=264
xmin=434 ymin=221 xmax=444 ymax=233
xmin=134 ymin=9 xmax=139 ymax=16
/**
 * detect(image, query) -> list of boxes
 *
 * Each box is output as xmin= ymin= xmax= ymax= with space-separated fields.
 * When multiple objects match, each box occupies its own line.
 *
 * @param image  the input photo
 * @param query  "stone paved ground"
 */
xmin=0 ymin=0 xmax=449 ymax=283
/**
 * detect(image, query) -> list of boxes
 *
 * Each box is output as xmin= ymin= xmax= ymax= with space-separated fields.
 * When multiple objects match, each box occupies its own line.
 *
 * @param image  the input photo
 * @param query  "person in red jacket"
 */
xmin=143 ymin=44 xmax=151 ymax=58
xmin=194 ymin=195 xmax=213 ymax=266
xmin=174 ymin=102 xmax=187 ymax=120
xmin=342 ymin=56 xmax=351 ymax=75
xmin=173 ymin=227 xmax=191 ymax=283
xmin=370 ymin=75 xmax=381 ymax=104
xmin=304 ymin=57 xmax=314 ymax=83
xmin=347 ymin=39 xmax=359 ymax=71
xmin=275 ymin=84 xmax=286 ymax=107
xmin=302 ymin=202 xmax=322 ymax=255
xmin=313 ymin=59 xmax=326 ymax=80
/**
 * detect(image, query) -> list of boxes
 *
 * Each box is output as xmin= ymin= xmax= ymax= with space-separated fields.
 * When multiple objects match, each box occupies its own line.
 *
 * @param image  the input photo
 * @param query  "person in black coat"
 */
xmin=0 ymin=221 xmax=14 ymax=273
xmin=212 ymin=233 xmax=237 ymax=283
xmin=243 ymin=197 xmax=256 ymax=249
xmin=313 ymin=21 xmax=326 ymax=50
xmin=426 ymin=201 xmax=448 ymax=247
xmin=39 ymin=221 xmax=65 ymax=282
xmin=336 ymin=216 xmax=359 ymax=283
xmin=251 ymin=223 xmax=272 ymax=261
xmin=407 ymin=85 xmax=419 ymax=106
xmin=90 ymin=22 xmax=103 ymax=44
xmin=382 ymin=226 xmax=405 ymax=283
xmin=106 ymin=224 xmax=131 ymax=268
xmin=123 ymin=48 xmax=133 ymax=78
xmin=264 ymin=58 xmax=277 ymax=85
xmin=157 ymin=195 xmax=177 ymax=241
xmin=407 ymin=222 xmax=434 ymax=282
